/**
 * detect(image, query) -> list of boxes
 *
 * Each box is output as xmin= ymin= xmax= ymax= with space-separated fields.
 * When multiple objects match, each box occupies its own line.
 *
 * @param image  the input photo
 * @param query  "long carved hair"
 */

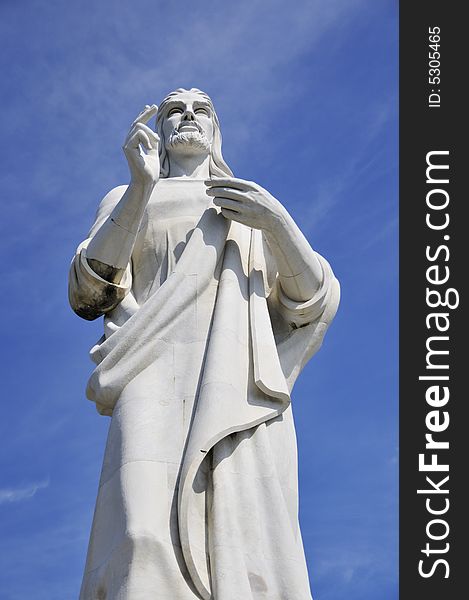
xmin=155 ymin=88 xmax=233 ymax=178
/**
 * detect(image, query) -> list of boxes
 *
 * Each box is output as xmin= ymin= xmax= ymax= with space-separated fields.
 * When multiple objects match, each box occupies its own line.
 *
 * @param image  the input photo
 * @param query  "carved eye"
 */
xmin=168 ymin=107 xmax=183 ymax=116
xmin=195 ymin=107 xmax=209 ymax=116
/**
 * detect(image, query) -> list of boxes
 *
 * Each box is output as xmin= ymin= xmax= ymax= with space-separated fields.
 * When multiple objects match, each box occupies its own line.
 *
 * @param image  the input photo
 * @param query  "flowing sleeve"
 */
xmin=262 ymin=233 xmax=340 ymax=329
xmin=68 ymin=187 xmax=132 ymax=321
xmin=273 ymin=254 xmax=340 ymax=328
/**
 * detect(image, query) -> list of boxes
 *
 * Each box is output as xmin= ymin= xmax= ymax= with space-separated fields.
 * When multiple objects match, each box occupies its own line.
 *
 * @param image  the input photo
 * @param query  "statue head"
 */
xmin=156 ymin=88 xmax=233 ymax=178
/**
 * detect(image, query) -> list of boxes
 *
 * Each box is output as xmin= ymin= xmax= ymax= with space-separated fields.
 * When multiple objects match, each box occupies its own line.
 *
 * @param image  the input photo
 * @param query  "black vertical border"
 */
xmin=400 ymin=3 xmax=466 ymax=599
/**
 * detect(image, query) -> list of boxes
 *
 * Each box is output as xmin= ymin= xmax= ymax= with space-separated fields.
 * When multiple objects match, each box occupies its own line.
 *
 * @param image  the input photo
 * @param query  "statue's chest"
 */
xmin=147 ymin=180 xmax=210 ymax=219
xmin=131 ymin=181 xmax=212 ymax=297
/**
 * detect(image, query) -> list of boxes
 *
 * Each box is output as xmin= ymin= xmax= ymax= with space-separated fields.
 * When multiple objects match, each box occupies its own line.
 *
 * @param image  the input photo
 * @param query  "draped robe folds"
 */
xmin=69 ymin=179 xmax=340 ymax=600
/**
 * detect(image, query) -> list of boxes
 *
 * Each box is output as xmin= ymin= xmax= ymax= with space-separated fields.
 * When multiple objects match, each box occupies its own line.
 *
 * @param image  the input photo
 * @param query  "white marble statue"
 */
xmin=69 ymin=88 xmax=340 ymax=600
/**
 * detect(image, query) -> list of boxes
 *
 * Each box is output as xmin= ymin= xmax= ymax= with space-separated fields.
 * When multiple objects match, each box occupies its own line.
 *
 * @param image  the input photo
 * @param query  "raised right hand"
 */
xmin=123 ymin=104 xmax=160 ymax=187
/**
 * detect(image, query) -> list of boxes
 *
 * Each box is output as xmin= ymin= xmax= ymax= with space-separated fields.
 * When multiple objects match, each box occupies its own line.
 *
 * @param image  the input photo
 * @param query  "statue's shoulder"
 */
xmin=88 ymin=185 xmax=129 ymax=236
xmin=97 ymin=185 xmax=129 ymax=214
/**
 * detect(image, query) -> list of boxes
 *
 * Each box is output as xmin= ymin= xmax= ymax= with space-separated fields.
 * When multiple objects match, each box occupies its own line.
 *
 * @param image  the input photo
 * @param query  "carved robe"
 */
xmin=69 ymin=178 xmax=339 ymax=600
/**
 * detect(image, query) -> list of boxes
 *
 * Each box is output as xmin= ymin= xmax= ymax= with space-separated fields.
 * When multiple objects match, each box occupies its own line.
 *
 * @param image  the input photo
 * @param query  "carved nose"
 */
xmin=182 ymin=110 xmax=195 ymax=121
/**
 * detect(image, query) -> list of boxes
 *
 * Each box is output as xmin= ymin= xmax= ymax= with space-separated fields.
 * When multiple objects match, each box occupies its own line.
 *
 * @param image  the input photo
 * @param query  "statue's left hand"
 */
xmin=205 ymin=178 xmax=286 ymax=234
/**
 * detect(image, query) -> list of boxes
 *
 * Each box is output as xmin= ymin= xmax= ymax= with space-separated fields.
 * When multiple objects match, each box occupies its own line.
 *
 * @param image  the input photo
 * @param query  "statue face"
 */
xmin=162 ymin=91 xmax=214 ymax=157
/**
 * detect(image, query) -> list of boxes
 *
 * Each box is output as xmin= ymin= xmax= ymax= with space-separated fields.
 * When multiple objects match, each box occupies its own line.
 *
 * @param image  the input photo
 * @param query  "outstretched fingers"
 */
xmin=220 ymin=207 xmax=248 ymax=224
xmin=132 ymin=104 xmax=158 ymax=126
xmin=212 ymin=197 xmax=242 ymax=213
xmin=206 ymin=186 xmax=246 ymax=203
xmin=205 ymin=177 xmax=257 ymax=192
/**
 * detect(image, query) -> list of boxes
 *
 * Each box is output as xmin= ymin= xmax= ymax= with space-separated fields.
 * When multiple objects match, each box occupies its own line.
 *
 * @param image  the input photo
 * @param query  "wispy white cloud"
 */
xmin=315 ymin=550 xmax=373 ymax=583
xmin=0 ymin=479 xmax=49 ymax=505
xmin=300 ymin=98 xmax=397 ymax=235
xmin=0 ymin=500 xmax=91 ymax=600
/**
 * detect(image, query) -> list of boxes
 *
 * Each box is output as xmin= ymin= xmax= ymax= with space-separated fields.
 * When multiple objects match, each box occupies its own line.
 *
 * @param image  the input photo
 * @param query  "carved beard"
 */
xmin=165 ymin=129 xmax=211 ymax=155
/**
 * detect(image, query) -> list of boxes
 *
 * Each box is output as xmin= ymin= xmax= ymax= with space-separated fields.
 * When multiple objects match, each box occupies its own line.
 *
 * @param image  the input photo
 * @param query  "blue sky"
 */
xmin=0 ymin=1 xmax=397 ymax=598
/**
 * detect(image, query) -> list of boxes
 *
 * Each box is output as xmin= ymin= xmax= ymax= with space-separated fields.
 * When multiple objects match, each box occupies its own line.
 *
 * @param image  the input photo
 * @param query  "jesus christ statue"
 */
xmin=69 ymin=88 xmax=340 ymax=600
